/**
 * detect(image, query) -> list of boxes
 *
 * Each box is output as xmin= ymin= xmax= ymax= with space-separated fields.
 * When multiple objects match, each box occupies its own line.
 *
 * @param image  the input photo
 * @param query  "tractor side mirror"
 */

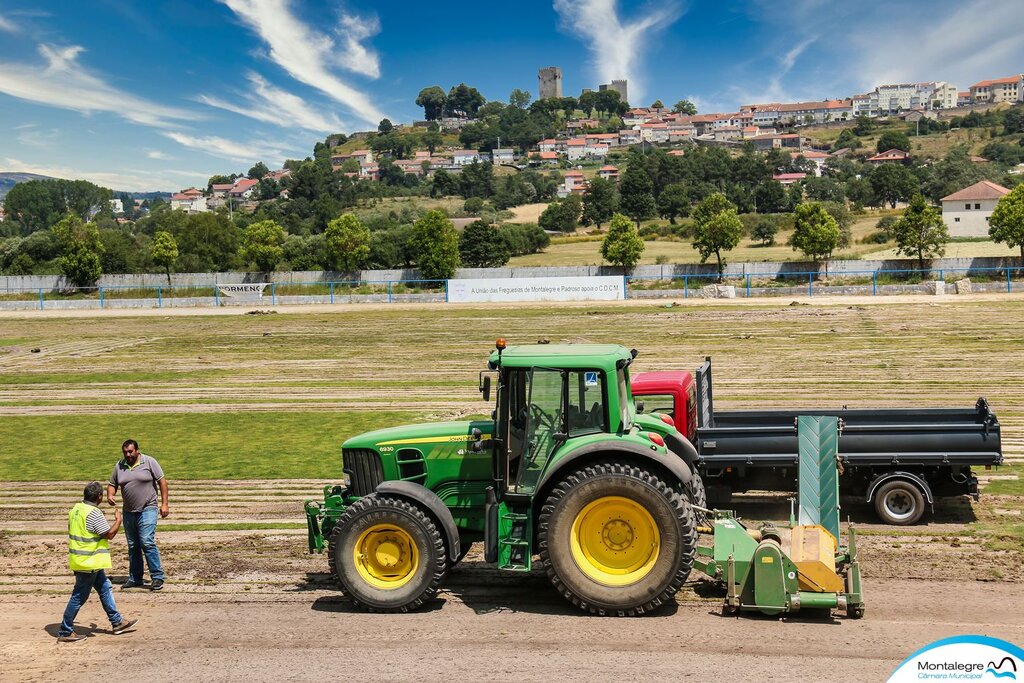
xmin=636 ymin=401 xmax=645 ymax=413
xmin=479 ymin=374 xmax=491 ymax=402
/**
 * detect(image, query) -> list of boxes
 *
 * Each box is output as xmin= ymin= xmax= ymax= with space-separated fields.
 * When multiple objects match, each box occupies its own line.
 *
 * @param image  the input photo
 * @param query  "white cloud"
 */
xmin=146 ymin=150 xmax=174 ymax=160
xmin=849 ymin=0 xmax=1024 ymax=90
xmin=0 ymin=14 xmax=17 ymax=32
xmin=162 ymin=131 xmax=295 ymax=165
xmin=0 ymin=44 xmax=198 ymax=128
xmin=554 ymin=0 xmax=684 ymax=102
xmin=219 ymin=0 xmax=385 ymax=127
xmin=2 ymin=157 xmax=210 ymax=192
xmin=198 ymin=72 xmax=345 ymax=133
xmin=335 ymin=13 xmax=381 ymax=79
xmin=16 ymin=126 xmax=61 ymax=149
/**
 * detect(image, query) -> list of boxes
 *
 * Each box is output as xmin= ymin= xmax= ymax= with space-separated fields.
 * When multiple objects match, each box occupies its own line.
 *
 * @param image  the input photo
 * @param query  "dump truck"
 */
xmin=632 ymin=358 xmax=1003 ymax=525
xmin=307 ymin=342 xmax=700 ymax=615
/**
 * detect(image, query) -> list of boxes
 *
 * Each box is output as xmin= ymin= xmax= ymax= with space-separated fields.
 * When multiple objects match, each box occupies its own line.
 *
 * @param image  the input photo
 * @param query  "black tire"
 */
xmin=328 ymin=494 xmax=447 ymax=612
xmin=686 ymin=471 xmax=708 ymax=526
xmin=873 ymin=480 xmax=926 ymax=525
xmin=847 ymin=605 xmax=865 ymax=619
xmin=538 ymin=462 xmax=697 ymax=616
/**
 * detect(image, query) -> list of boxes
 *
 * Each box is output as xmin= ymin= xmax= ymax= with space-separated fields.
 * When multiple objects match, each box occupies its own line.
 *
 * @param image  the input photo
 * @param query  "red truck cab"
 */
xmin=631 ymin=371 xmax=698 ymax=443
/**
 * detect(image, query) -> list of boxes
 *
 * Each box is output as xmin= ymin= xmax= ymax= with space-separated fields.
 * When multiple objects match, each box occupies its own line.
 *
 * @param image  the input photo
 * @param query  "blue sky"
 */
xmin=0 ymin=0 xmax=1021 ymax=191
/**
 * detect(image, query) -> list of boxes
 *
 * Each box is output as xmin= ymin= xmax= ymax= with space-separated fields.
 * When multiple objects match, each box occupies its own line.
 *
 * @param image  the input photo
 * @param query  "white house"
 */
xmin=452 ymin=150 xmax=481 ymax=166
xmin=229 ymin=178 xmax=259 ymax=199
xmin=618 ymin=129 xmax=641 ymax=146
xmin=170 ymin=188 xmax=205 ymax=212
xmin=565 ymin=138 xmax=587 ymax=161
xmin=557 ymin=170 xmax=587 ymax=198
xmin=109 ymin=198 xmax=124 ymax=215
xmin=491 ymin=148 xmax=515 ymax=164
xmin=941 ymin=180 xmax=1010 ymax=237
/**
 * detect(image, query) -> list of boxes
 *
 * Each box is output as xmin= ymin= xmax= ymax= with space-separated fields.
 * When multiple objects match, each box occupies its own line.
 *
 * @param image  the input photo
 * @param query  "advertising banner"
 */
xmin=447 ymin=276 xmax=625 ymax=303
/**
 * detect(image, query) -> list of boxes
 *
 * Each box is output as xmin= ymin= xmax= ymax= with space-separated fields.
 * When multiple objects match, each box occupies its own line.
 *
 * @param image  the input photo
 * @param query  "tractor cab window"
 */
xmin=618 ymin=368 xmax=632 ymax=431
xmin=517 ymin=368 xmax=564 ymax=490
xmin=568 ymin=370 xmax=606 ymax=436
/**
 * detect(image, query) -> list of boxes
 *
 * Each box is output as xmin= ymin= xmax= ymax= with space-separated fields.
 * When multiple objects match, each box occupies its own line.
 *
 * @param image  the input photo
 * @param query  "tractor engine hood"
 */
xmin=342 ymin=420 xmax=494 ymax=452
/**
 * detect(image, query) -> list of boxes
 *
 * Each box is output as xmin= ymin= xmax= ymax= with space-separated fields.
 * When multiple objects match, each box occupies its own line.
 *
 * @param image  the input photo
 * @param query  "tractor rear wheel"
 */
xmin=686 ymin=471 xmax=707 ymax=526
xmin=538 ymin=462 xmax=697 ymax=616
xmin=328 ymin=494 xmax=447 ymax=612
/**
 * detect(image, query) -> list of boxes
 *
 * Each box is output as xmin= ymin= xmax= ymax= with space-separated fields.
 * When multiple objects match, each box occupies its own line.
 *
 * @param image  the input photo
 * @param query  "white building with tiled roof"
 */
xmin=941 ymin=181 xmax=1010 ymax=237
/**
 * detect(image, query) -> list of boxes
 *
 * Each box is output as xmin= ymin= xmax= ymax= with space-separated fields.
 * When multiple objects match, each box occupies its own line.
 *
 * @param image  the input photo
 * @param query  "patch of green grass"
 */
xmin=981 ymin=463 xmax=1024 ymax=495
xmin=0 ymin=369 xmax=239 ymax=386
xmin=0 ymin=410 xmax=422 ymax=480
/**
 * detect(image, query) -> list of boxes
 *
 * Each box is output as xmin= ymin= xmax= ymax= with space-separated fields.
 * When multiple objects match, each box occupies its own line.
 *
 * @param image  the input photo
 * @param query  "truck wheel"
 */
xmin=328 ymin=494 xmax=447 ymax=612
xmin=686 ymin=471 xmax=708 ymax=526
xmin=538 ymin=462 xmax=697 ymax=616
xmin=873 ymin=480 xmax=925 ymax=525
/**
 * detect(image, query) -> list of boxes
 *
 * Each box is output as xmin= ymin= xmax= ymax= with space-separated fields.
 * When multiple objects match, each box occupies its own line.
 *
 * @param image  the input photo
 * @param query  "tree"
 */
xmin=410 ymin=210 xmax=460 ymax=279
xmin=691 ymin=193 xmax=744 ymax=279
xmin=459 ymin=219 xmax=511 ymax=267
xmin=324 ymin=214 xmax=370 ymax=274
xmin=509 ymin=88 xmax=531 ymax=109
xmin=657 ymin=183 xmax=691 ymax=224
xmin=834 ymin=128 xmax=861 ymax=150
xmin=150 ymin=231 xmax=179 ymax=284
xmin=673 ymin=99 xmax=697 ymax=115
xmin=538 ymin=195 xmax=582 ymax=233
xmin=650 ymin=99 xmax=664 ymax=109
xmin=789 ymin=202 xmax=841 ymax=269
xmin=4 ymin=179 xmax=112 ymax=235
xmin=459 ymin=161 xmax=496 ymax=199
xmin=891 ymin=195 xmax=949 ymax=270
xmin=870 ymin=163 xmax=919 ymax=208
xmin=752 ymin=217 xmax=778 ymax=246
xmin=52 ymin=214 xmax=104 ymax=287
xmin=877 ymin=130 xmax=911 ymax=153
xmin=853 ymin=115 xmax=874 ymax=136
xmin=601 ymin=213 xmax=645 ymax=269
xmin=170 ymin=212 xmax=240 ymax=272
xmin=422 ymin=123 xmax=443 ymax=154
xmin=377 ymin=118 xmax=393 ymax=135
xmin=754 ymin=180 xmax=788 ymax=214
xmin=464 ymin=197 xmax=485 ymax=215
xmin=241 ymin=219 xmax=286 ymax=272
xmin=446 ymin=83 xmax=485 ymax=118
xmin=416 ymin=86 xmax=447 ymax=120
xmin=581 ymin=177 xmax=618 ymax=229
xmin=619 ymin=164 xmax=657 ymax=227
xmin=1004 ymin=108 xmax=1024 ymax=135
xmin=989 ymin=184 xmax=1024 ymax=265
xmin=247 ymin=162 xmax=270 ymax=179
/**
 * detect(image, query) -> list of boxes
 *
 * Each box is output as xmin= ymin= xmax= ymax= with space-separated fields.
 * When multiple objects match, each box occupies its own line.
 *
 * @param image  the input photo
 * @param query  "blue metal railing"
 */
xmin=2 ymin=268 xmax=1021 ymax=310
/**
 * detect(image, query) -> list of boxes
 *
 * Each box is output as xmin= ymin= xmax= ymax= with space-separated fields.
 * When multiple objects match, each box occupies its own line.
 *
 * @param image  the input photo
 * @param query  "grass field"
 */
xmin=0 ymin=299 xmax=1021 ymax=481
xmin=510 ymin=212 xmax=896 ymax=266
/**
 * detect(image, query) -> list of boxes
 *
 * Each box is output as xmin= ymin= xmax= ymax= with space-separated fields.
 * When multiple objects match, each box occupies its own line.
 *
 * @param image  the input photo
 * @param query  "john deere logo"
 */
xmin=987 ymin=657 xmax=1018 ymax=680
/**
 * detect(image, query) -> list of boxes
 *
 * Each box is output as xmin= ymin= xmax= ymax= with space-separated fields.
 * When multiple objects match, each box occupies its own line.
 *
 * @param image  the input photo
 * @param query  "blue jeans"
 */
xmin=123 ymin=506 xmax=164 ymax=583
xmin=59 ymin=569 xmax=122 ymax=636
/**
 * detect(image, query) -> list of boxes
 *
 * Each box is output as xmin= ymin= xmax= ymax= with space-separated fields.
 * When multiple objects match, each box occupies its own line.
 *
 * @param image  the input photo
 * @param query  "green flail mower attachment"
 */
xmin=692 ymin=416 xmax=865 ymax=619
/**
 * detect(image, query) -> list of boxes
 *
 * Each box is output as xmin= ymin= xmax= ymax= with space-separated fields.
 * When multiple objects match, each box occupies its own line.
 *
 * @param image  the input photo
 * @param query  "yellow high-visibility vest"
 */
xmin=68 ymin=502 xmax=111 ymax=571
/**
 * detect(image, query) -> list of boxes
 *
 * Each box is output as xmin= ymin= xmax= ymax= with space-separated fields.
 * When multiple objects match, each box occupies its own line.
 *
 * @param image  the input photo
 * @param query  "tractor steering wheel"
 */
xmin=530 ymin=404 xmax=555 ymax=430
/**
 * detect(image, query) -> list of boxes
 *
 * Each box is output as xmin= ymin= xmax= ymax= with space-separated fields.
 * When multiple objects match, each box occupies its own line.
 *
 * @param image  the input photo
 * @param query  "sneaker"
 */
xmin=57 ymin=632 xmax=86 ymax=643
xmin=112 ymin=618 xmax=139 ymax=634
xmin=121 ymin=580 xmax=144 ymax=590
xmin=151 ymin=579 xmax=164 ymax=591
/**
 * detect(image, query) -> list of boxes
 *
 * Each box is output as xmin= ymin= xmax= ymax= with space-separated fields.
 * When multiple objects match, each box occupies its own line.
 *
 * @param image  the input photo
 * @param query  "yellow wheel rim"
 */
xmin=570 ymin=496 xmax=661 ymax=587
xmin=353 ymin=523 xmax=419 ymax=590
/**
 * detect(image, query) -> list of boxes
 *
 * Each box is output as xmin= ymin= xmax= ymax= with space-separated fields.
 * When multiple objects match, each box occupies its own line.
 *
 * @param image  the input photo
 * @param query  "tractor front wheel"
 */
xmin=328 ymin=494 xmax=446 ymax=612
xmin=538 ymin=462 xmax=697 ymax=616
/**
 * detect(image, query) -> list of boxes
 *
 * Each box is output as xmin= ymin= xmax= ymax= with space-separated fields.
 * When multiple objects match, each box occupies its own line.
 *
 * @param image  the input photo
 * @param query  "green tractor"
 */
xmin=306 ymin=341 xmax=699 ymax=615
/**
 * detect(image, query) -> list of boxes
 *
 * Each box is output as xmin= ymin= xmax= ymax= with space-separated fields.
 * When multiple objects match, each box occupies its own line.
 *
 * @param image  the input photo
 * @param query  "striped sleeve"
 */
xmin=85 ymin=508 xmax=111 ymax=536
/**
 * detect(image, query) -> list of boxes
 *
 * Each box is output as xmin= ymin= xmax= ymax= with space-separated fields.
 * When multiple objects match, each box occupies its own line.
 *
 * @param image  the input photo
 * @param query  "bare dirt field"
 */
xmin=2 ymin=296 xmax=1023 ymax=680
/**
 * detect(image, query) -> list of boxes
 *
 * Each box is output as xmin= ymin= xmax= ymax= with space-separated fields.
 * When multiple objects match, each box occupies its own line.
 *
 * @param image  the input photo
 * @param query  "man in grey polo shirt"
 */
xmin=107 ymin=439 xmax=169 ymax=591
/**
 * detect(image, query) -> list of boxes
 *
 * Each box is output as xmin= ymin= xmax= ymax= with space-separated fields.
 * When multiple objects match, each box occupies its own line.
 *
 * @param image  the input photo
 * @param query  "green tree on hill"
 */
xmin=324 ymin=214 xmax=370 ymax=274
xmin=789 ymin=202 xmax=841 ymax=271
xmin=410 ymin=210 xmax=460 ymax=280
xmin=657 ymin=182 xmax=691 ymax=224
xmin=989 ymin=184 xmax=1024 ymax=265
xmin=877 ymin=130 xmax=911 ymax=153
xmin=673 ymin=99 xmax=697 ymax=115
xmin=416 ymin=86 xmax=447 ymax=120
xmin=539 ymin=195 xmax=583 ymax=233
xmin=619 ymin=164 xmax=657 ymax=227
xmin=581 ymin=177 xmax=618 ymax=229
xmin=891 ymin=195 xmax=949 ymax=271
xmin=459 ymin=220 xmax=511 ymax=268
xmin=870 ymin=163 xmax=919 ymax=208
xmin=509 ymin=88 xmax=532 ymax=109
xmin=692 ymin=192 xmax=744 ymax=279
xmin=601 ymin=213 xmax=645 ymax=269
xmin=241 ymin=219 xmax=286 ymax=273
xmin=248 ymin=162 xmax=270 ymax=179
xmin=150 ymin=231 xmax=179 ymax=284
xmin=52 ymin=214 xmax=104 ymax=287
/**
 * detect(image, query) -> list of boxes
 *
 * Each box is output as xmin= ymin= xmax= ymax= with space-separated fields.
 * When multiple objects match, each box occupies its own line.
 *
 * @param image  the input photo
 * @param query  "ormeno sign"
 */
xmin=218 ymin=283 xmax=269 ymax=298
xmin=447 ymin=276 xmax=624 ymax=303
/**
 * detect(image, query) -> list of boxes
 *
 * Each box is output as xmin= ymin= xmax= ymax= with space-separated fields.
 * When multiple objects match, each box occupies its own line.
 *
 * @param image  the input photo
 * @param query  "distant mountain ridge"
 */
xmin=0 ymin=172 xmax=54 ymax=200
xmin=0 ymin=172 xmax=171 ymax=202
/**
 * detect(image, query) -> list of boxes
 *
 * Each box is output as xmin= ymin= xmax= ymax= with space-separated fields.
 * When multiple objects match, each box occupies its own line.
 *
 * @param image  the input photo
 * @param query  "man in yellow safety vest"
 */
xmin=57 ymin=482 xmax=139 ymax=643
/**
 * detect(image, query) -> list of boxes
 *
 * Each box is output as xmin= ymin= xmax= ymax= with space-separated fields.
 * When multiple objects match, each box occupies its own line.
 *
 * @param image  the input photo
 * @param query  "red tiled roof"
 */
xmin=537 ymin=151 xmax=559 ymax=159
xmin=792 ymin=150 xmax=829 ymax=159
xmin=866 ymin=149 xmax=909 ymax=161
xmin=941 ymin=180 xmax=1011 ymax=202
xmin=773 ymin=173 xmax=807 ymax=181
xmin=564 ymin=171 xmax=584 ymax=177
xmin=232 ymin=179 xmax=258 ymax=191
xmin=598 ymin=165 xmax=618 ymax=172
xmin=211 ymin=183 xmax=234 ymax=191
xmin=970 ymin=76 xmax=1021 ymax=89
